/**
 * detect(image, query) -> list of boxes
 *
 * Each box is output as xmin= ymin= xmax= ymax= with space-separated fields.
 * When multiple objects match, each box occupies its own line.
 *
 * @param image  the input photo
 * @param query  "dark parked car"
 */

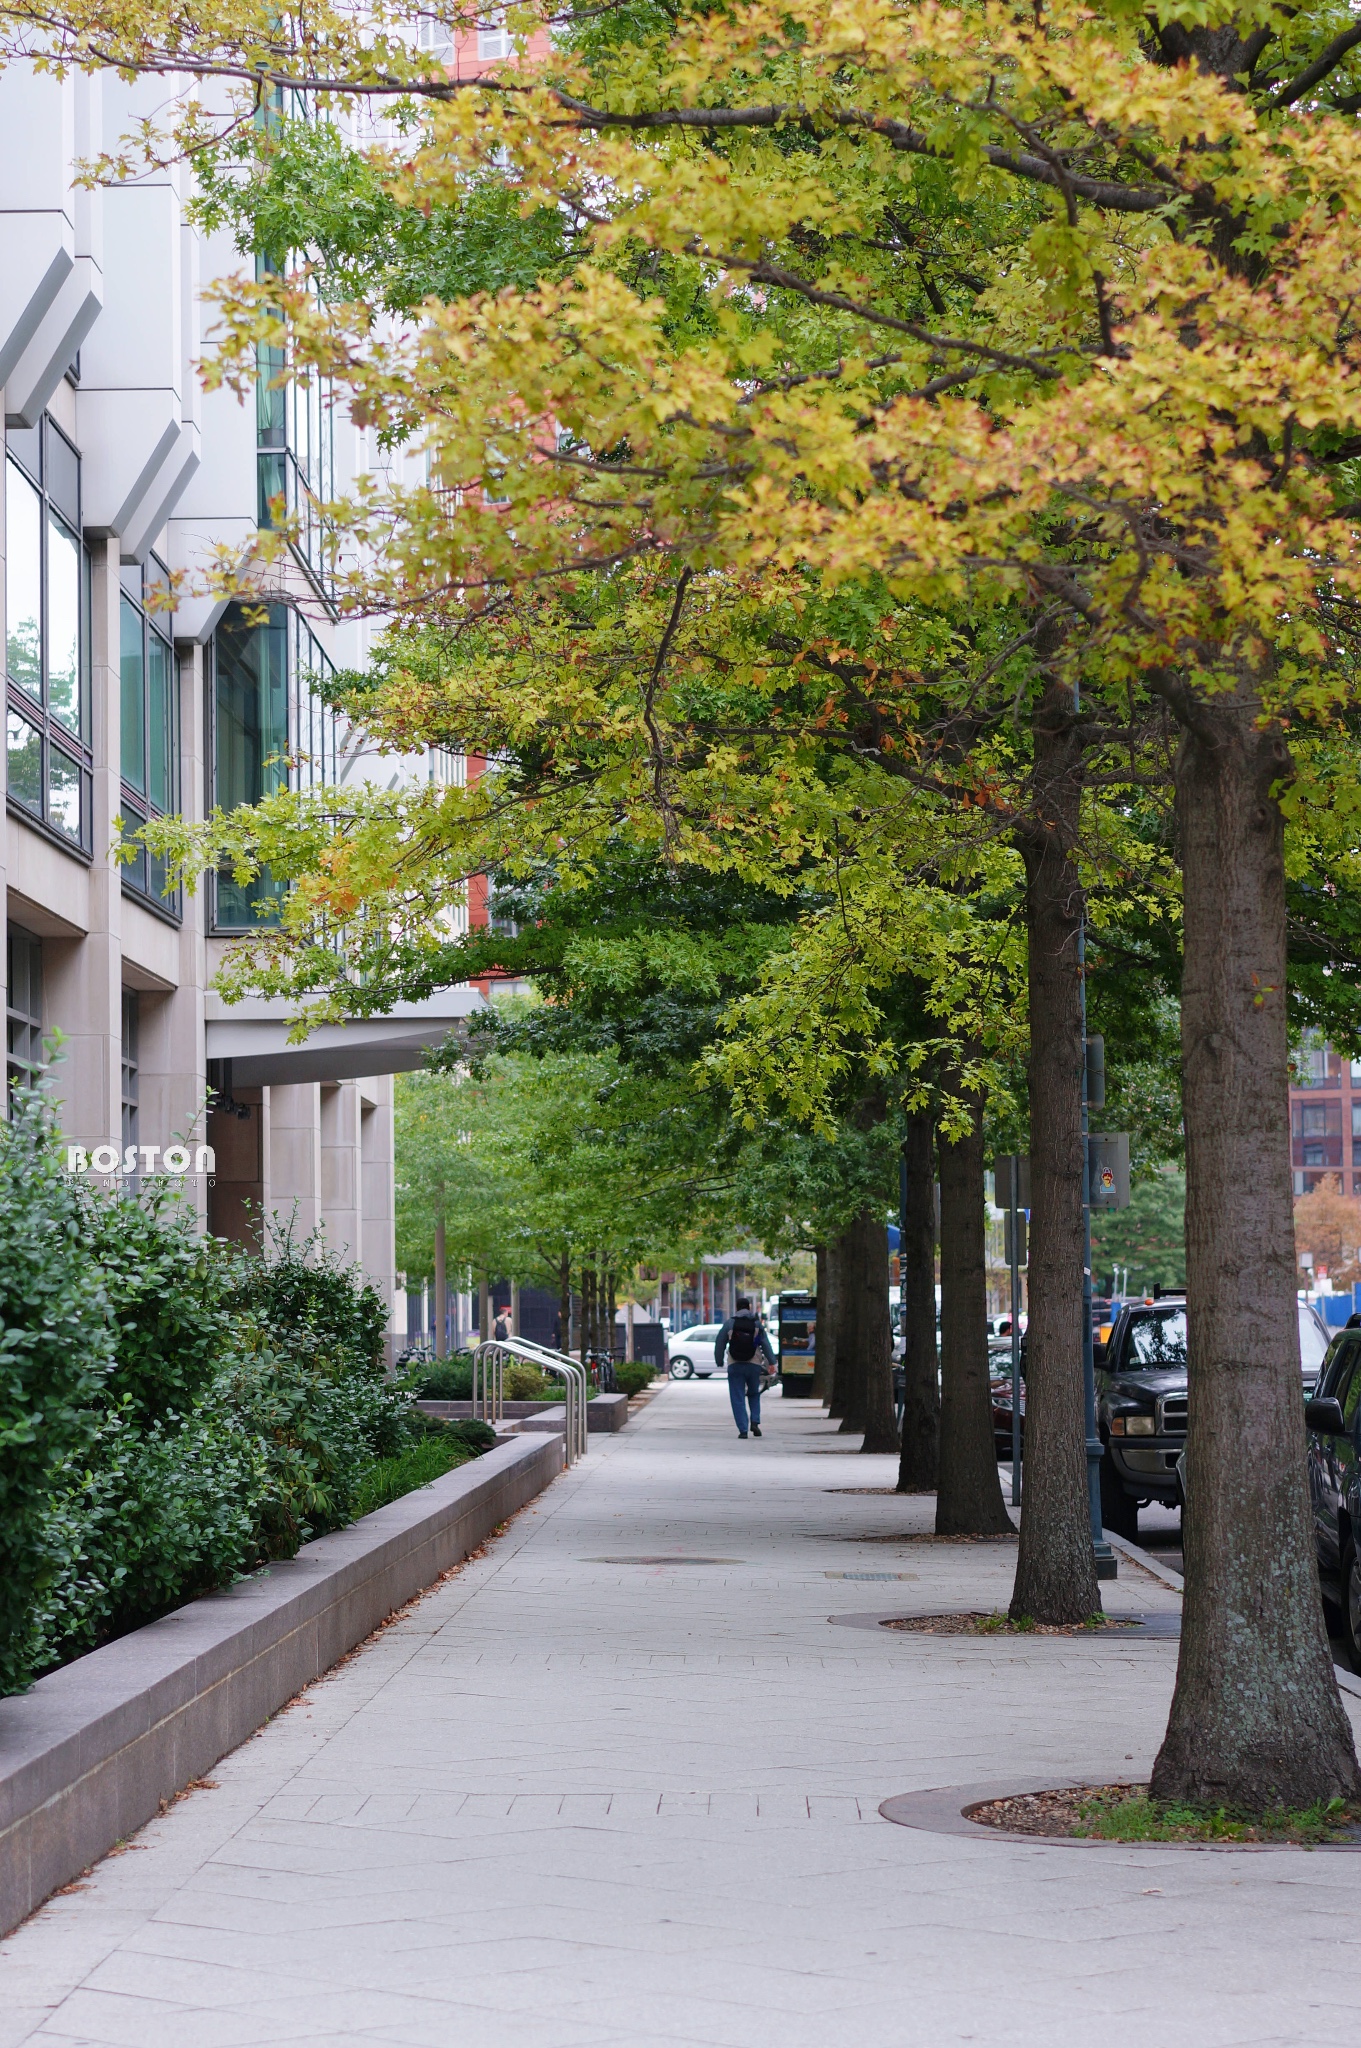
xmin=989 ymin=1355 xmax=1025 ymax=1461
xmin=1305 ymin=1328 xmax=1361 ymax=1668
xmin=1098 ymin=1296 xmax=1330 ymax=1539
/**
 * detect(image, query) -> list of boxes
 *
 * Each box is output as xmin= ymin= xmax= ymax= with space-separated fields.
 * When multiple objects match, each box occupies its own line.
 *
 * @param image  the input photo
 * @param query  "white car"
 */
xmin=667 ymin=1324 xmax=723 ymax=1378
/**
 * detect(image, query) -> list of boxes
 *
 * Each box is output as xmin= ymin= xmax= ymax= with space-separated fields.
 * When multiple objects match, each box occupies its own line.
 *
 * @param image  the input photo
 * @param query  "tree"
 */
xmin=1293 ymin=1176 xmax=1361 ymax=1290
xmin=29 ymin=0 xmax=1361 ymax=1803
xmin=1010 ymin=678 xmax=1098 ymax=1619
xmin=937 ymin=1081 xmax=1011 ymax=1537
xmin=897 ymin=1108 xmax=939 ymax=1492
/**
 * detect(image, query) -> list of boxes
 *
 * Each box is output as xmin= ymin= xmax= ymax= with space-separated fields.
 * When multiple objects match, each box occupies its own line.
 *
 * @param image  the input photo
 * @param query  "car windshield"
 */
xmin=1298 ymin=1309 xmax=1329 ymax=1380
xmin=1124 ymin=1309 xmax=1188 ymax=1369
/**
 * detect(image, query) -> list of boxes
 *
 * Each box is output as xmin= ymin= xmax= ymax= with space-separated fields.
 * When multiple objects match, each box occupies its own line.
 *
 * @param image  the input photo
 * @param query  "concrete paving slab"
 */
xmin=2 ymin=1379 xmax=1357 ymax=2046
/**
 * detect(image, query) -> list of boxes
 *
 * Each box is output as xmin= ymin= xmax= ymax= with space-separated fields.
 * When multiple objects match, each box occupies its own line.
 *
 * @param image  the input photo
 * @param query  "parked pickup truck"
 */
xmin=1096 ymin=1295 xmax=1330 ymax=1540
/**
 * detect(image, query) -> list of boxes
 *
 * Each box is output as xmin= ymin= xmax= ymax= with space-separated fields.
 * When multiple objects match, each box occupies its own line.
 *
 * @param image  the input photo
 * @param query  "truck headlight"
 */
xmin=1124 ymin=1415 xmax=1155 ymax=1436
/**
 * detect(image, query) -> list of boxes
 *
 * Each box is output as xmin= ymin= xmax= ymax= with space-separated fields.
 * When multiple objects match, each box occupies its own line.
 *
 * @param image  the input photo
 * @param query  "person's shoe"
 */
xmin=751 ymin=1425 xmax=762 ymax=1437
xmin=737 ymin=1431 xmax=748 ymax=1439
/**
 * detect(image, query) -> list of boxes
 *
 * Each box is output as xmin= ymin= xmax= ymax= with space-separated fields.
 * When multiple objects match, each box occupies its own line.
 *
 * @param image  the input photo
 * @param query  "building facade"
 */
xmin=1 ymin=67 xmax=480 ymax=1330
xmin=1290 ymin=1039 xmax=1361 ymax=1197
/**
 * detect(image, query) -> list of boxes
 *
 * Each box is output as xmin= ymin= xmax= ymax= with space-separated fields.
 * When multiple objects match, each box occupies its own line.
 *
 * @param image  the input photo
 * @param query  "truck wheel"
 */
xmin=1099 ymin=1452 xmax=1139 ymax=1541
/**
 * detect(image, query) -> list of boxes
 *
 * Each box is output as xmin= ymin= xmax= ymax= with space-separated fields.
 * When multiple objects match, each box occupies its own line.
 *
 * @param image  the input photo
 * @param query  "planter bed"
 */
xmin=418 ymin=1392 xmax=630 ymax=1432
xmin=0 ymin=1432 xmax=562 ymax=1937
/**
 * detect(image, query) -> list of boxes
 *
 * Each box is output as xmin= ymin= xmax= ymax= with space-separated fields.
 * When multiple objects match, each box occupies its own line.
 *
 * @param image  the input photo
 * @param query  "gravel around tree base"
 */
xmin=968 ymin=1786 xmax=1361 ymax=1843
xmin=883 ymin=1612 xmax=1141 ymax=1635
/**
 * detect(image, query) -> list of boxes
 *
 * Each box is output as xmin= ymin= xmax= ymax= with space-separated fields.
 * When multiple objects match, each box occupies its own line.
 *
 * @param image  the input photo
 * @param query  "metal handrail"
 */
xmin=511 ymin=1336 xmax=590 ymax=1464
xmin=470 ymin=1334 xmax=589 ymax=1465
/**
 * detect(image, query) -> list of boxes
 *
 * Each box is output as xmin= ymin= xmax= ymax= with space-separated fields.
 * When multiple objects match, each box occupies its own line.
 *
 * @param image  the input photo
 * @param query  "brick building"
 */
xmin=1291 ymin=1038 xmax=1361 ymax=1196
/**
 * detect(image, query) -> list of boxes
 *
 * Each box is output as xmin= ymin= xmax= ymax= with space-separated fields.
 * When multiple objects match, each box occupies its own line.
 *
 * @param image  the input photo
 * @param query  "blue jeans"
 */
xmin=728 ymin=1362 xmax=763 ymax=1434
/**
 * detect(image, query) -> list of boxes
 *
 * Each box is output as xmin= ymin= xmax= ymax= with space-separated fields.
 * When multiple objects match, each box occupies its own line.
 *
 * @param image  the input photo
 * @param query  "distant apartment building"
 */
xmin=1 ymin=66 xmax=482 ymax=1330
xmin=1291 ymin=1039 xmax=1361 ymax=1196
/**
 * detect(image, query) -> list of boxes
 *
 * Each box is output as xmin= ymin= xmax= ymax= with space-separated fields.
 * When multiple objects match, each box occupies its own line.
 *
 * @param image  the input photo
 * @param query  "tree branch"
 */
xmin=1269 ymin=22 xmax=1361 ymax=107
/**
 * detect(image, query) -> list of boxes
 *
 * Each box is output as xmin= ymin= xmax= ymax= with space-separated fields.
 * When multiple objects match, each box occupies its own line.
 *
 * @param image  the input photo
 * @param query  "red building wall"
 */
xmin=1290 ymin=1042 xmax=1361 ymax=1195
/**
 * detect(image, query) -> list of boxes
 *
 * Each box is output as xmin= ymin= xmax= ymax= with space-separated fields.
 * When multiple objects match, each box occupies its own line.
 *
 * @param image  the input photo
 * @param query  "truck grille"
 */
xmin=1157 ymin=1394 xmax=1188 ymax=1436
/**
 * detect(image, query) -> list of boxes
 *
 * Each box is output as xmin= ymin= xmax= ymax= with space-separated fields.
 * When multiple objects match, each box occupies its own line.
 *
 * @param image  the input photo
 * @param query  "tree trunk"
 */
xmin=828 ymin=1221 xmax=858 ymax=1420
xmin=897 ymin=1110 xmax=940 ymax=1491
xmin=812 ymin=1242 xmax=837 ymax=1404
xmin=434 ymin=1212 xmax=448 ymax=1359
xmin=936 ymin=1086 xmax=1012 ymax=1536
xmin=836 ymin=1212 xmax=869 ymax=1433
xmin=557 ymin=1250 xmax=571 ymax=1354
xmin=1151 ymin=678 xmax=1359 ymax=1808
xmin=857 ymin=1206 xmax=900 ymax=1454
xmin=1010 ymin=680 xmax=1101 ymax=1623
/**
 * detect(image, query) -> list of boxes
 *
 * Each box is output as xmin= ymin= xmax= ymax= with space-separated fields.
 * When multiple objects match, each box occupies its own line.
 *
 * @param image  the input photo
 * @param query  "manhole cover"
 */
xmin=582 ymin=1556 xmax=744 ymax=1565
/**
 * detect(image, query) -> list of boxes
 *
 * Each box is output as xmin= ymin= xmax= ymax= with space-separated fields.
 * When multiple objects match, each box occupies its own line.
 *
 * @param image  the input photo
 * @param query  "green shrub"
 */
xmin=214 ymin=1329 xmax=411 ymax=1555
xmin=77 ymin=1182 xmax=239 ymax=1419
xmin=232 ymin=1221 xmax=388 ymax=1377
xmin=414 ymin=1355 xmax=474 ymax=1400
xmin=31 ymin=1403 xmax=270 ymax=1670
xmin=614 ymin=1362 xmax=655 ymax=1398
xmin=0 ymin=1108 xmax=432 ymax=1689
xmin=446 ymin=1417 xmax=498 ymax=1454
xmin=503 ymin=1362 xmax=554 ymax=1400
xmin=0 ymin=1088 xmax=116 ymax=1692
xmin=352 ymin=1433 xmax=471 ymax=1518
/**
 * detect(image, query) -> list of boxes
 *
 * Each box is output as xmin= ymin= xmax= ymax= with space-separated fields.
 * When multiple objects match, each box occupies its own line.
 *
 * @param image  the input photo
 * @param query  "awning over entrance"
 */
xmin=203 ymin=990 xmax=487 ymax=1086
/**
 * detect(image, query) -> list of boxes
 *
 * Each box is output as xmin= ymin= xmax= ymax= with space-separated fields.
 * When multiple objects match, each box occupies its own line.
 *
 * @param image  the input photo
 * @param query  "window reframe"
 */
xmin=4 ymin=418 xmax=93 ymax=858
xmin=118 ymin=558 xmax=183 ymax=925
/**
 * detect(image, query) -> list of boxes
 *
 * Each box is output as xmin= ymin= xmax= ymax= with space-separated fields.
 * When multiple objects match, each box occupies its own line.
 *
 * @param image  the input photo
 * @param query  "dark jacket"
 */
xmin=715 ymin=1313 xmax=776 ymax=1373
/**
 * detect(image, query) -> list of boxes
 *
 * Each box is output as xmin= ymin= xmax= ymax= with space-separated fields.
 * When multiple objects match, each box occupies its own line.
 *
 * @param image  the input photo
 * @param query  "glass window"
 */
xmin=213 ymin=602 xmax=289 ymax=928
xmin=118 ymin=562 xmax=179 ymax=919
xmin=6 ymin=466 xmax=42 ymax=700
xmin=46 ymin=513 xmax=80 ymax=731
xmin=148 ymin=633 xmax=172 ymax=812
xmin=4 ymin=420 xmax=90 ymax=851
xmin=1321 ymin=1334 xmax=1361 ymax=1400
xmin=120 ymin=595 xmax=146 ymax=796
xmin=254 ymin=256 xmax=335 ymax=593
xmin=47 ymin=745 xmax=81 ymax=841
xmin=211 ymin=601 xmax=342 ymax=929
xmin=121 ymin=990 xmax=139 ymax=1154
xmin=44 ymin=429 xmax=80 ymax=527
xmin=1298 ymin=1037 xmax=1335 ymax=1087
xmin=6 ymin=925 xmax=43 ymax=1096
xmin=477 ymin=12 xmax=509 ymax=57
xmin=1123 ymin=1309 xmax=1188 ymax=1370
xmin=418 ymin=14 xmax=454 ymax=55
xmin=6 ymin=708 xmax=41 ymax=810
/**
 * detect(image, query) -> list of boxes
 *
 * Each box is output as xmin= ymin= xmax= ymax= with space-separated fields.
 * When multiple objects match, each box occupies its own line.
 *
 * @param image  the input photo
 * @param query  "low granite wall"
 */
xmin=417 ymin=1393 xmax=630 ymax=1432
xmin=0 ymin=1432 xmax=562 ymax=1937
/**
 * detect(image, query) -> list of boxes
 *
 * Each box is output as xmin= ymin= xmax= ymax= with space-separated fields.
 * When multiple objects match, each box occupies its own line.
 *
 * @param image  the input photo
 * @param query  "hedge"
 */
xmin=0 ymin=1085 xmax=478 ymax=1694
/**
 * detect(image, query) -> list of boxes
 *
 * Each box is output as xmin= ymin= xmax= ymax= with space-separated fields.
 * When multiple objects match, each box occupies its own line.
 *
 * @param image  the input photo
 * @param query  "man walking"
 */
xmin=715 ymin=1297 xmax=777 ymax=1438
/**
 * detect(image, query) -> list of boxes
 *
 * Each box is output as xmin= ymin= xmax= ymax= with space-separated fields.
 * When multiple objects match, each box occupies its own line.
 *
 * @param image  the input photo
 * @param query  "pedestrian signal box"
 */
xmin=1089 ymin=1132 xmax=1131 ymax=1209
xmin=777 ymin=1292 xmax=817 ymax=1400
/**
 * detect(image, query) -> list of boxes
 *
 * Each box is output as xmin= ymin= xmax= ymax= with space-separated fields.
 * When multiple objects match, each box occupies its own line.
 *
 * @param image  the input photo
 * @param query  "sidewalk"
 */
xmin=3 ymin=1381 xmax=1358 ymax=2047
